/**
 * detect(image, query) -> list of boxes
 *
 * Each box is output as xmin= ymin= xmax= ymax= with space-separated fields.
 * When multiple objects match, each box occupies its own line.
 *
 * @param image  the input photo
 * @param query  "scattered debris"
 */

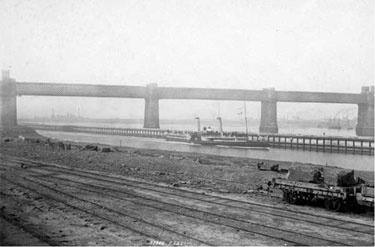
xmin=257 ymin=162 xmax=266 ymax=170
xmin=57 ymin=142 xmax=65 ymax=150
xmin=287 ymin=167 xmax=358 ymax=186
xmin=279 ymin=168 xmax=289 ymax=173
xmin=169 ymin=155 xmax=185 ymax=160
xmin=218 ymin=189 xmax=229 ymax=193
xmin=257 ymin=162 xmax=280 ymax=172
xmin=287 ymin=167 xmax=320 ymax=183
xmin=130 ymin=167 xmax=141 ymax=172
xmin=83 ymin=145 xmax=98 ymax=151
xmin=198 ymin=158 xmax=211 ymax=165
xmin=3 ymin=138 xmax=12 ymax=142
xmin=256 ymin=184 xmax=263 ymax=190
xmin=101 ymin=147 xmax=111 ymax=153
xmin=325 ymin=169 xmax=357 ymax=186
xmin=270 ymin=164 xmax=279 ymax=172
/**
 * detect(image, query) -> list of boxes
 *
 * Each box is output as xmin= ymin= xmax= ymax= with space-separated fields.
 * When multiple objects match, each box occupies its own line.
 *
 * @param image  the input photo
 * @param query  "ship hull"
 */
xmin=165 ymin=134 xmax=190 ymax=142
xmin=165 ymin=134 xmax=270 ymax=148
xmin=192 ymin=140 xmax=270 ymax=148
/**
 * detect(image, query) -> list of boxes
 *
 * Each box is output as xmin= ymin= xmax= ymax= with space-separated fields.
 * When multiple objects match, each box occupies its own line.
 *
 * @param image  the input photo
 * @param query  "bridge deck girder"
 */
xmin=16 ymin=82 xmax=371 ymax=105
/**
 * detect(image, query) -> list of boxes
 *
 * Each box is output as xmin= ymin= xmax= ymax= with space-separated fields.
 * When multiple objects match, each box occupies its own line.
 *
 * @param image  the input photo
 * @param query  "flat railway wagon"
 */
xmin=273 ymin=178 xmax=374 ymax=212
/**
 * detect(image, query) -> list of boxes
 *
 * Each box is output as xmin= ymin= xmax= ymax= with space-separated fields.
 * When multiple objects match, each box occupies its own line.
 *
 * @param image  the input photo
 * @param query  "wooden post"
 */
xmin=296 ymin=138 xmax=298 ymax=150
xmin=353 ymin=140 xmax=355 ymax=154
xmin=303 ymin=138 xmax=305 ymax=150
xmin=309 ymin=138 xmax=312 ymax=151
xmin=323 ymin=139 xmax=325 ymax=152
xmin=330 ymin=138 xmax=333 ymax=153
xmin=284 ymin=137 xmax=286 ymax=149
xmin=345 ymin=140 xmax=347 ymax=154
xmin=370 ymin=142 xmax=372 ymax=155
xmin=361 ymin=141 xmax=363 ymax=155
xmin=291 ymin=137 xmax=293 ymax=149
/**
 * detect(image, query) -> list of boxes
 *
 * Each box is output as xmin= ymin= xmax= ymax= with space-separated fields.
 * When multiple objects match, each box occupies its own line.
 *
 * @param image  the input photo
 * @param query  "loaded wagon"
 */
xmin=272 ymin=167 xmax=374 ymax=212
xmin=273 ymin=178 xmax=374 ymax=211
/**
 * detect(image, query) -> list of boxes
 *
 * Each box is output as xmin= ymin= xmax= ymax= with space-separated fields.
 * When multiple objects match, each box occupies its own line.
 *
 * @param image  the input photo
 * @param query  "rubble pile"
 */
xmin=287 ymin=166 xmax=373 ymax=186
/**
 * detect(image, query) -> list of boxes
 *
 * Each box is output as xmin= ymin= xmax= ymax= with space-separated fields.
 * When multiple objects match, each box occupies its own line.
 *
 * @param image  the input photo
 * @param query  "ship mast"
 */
xmin=217 ymin=117 xmax=223 ymax=136
xmin=217 ymin=103 xmax=223 ymax=136
xmin=195 ymin=117 xmax=201 ymax=132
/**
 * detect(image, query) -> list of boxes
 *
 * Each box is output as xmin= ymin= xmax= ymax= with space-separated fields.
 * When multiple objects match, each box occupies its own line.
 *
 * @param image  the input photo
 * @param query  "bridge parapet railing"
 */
xmin=244 ymin=133 xmax=373 ymax=155
xmin=23 ymin=123 xmax=168 ymax=138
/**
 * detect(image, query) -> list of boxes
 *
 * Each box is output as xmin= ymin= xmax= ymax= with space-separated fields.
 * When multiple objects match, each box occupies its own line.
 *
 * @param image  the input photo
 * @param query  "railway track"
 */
xmin=0 ymin=160 xmax=292 ymax=246
xmin=24 ymin=165 xmax=374 ymax=234
xmin=0 ymin=176 xmax=211 ymax=246
xmin=0 ymin=210 xmax=58 ymax=246
xmin=1 ymin=155 xmax=374 ymax=246
xmin=23 ymin=175 xmax=344 ymax=246
xmin=6 ymin=156 xmax=372 ymax=232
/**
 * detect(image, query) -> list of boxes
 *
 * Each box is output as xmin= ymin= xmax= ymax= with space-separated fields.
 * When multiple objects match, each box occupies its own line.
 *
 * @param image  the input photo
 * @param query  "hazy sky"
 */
xmin=0 ymin=0 xmax=373 ymax=120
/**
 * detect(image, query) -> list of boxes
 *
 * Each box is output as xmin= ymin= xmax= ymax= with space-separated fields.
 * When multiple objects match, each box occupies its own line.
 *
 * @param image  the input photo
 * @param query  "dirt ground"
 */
xmin=1 ymin=132 xmax=373 ymax=193
xmin=0 ymin=129 xmax=374 ymax=245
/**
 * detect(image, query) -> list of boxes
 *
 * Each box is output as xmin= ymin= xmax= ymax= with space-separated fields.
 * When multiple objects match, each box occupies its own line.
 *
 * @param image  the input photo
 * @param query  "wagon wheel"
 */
xmin=282 ymin=190 xmax=289 ymax=201
xmin=305 ymin=194 xmax=314 ymax=204
xmin=297 ymin=193 xmax=308 ymax=205
xmin=287 ymin=192 xmax=298 ymax=204
xmin=284 ymin=191 xmax=292 ymax=203
xmin=324 ymin=198 xmax=332 ymax=210
xmin=330 ymin=199 xmax=342 ymax=212
xmin=324 ymin=198 xmax=342 ymax=212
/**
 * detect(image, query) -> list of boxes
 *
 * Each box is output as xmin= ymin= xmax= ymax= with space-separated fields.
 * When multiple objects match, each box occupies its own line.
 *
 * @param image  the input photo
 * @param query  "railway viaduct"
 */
xmin=1 ymin=70 xmax=374 ymax=137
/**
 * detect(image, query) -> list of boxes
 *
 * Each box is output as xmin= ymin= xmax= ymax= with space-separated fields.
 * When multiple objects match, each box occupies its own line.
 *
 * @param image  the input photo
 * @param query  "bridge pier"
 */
xmin=356 ymin=86 xmax=374 ymax=137
xmin=259 ymin=88 xmax=278 ymax=134
xmin=0 ymin=70 xmax=17 ymax=127
xmin=143 ymin=83 xmax=160 ymax=129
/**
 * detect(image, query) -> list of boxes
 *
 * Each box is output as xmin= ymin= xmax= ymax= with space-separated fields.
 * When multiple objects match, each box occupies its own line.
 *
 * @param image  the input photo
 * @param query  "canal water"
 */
xmin=37 ymin=130 xmax=374 ymax=172
xmin=23 ymin=120 xmax=357 ymax=137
